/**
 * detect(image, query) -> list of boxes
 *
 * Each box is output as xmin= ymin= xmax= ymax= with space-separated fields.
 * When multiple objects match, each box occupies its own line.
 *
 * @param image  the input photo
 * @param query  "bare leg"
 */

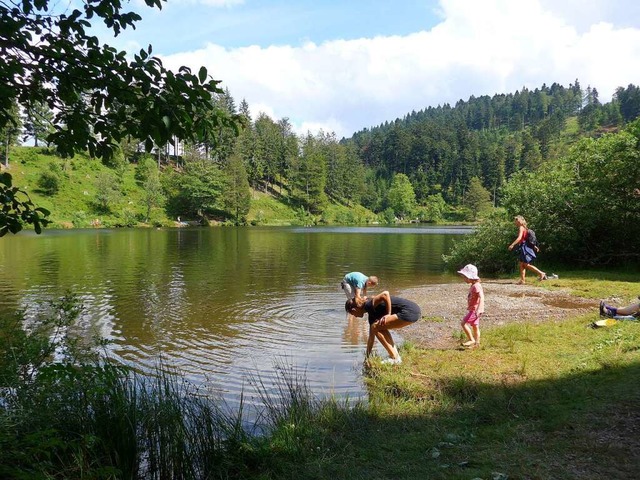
xmin=371 ymin=315 xmax=412 ymax=359
xmin=375 ymin=330 xmax=398 ymax=359
xmin=525 ymin=263 xmax=546 ymax=280
xmin=472 ymin=325 xmax=480 ymax=345
xmin=518 ymin=262 xmax=527 ymax=284
xmin=461 ymin=320 xmax=475 ymax=344
xmin=616 ymin=302 xmax=640 ymax=316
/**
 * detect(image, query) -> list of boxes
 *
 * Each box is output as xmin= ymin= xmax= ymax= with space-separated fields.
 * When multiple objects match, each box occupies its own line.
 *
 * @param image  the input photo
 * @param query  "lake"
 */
xmin=0 ymin=225 xmax=470 ymax=409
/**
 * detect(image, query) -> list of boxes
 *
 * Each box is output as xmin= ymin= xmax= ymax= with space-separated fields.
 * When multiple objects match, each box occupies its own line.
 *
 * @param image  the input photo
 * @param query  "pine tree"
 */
xmin=22 ymin=101 xmax=54 ymax=147
xmin=293 ymin=133 xmax=327 ymax=213
xmin=223 ymin=155 xmax=251 ymax=224
xmin=464 ymin=177 xmax=492 ymax=221
xmin=1 ymin=100 xmax=21 ymax=167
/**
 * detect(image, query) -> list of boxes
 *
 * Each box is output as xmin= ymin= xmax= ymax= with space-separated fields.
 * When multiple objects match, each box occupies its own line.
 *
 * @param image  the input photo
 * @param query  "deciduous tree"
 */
xmin=464 ymin=176 xmax=492 ymax=221
xmin=142 ymin=173 xmax=165 ymax=223
xmin=387 ymin=173 xmax=416 ymax=219
xmin=1 ymin=0 xmax=240 ymax=233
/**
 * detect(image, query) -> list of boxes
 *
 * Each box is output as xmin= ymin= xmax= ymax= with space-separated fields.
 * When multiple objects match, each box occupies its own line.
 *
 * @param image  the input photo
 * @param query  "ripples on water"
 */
xmin=0 ymin=226 xmax=466 ymax=411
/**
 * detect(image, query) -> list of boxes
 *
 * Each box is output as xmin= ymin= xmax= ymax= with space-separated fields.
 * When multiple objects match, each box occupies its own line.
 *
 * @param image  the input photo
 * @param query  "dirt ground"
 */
xmin=399 ymin=280 xmax=598 ymax=349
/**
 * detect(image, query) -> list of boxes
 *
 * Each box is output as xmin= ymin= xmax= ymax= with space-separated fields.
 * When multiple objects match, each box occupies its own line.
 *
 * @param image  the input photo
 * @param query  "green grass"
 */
xmin=7 ymin=146 xmax=381 ymax=229
xmin=246 ymin=190 xmax=380 ymax=226
xmin=7 ymin=146 xmax=172 ymax=228
xmin=247 ymin=189 xmax=300 ymax=225
xmin=353 ymin=315 xmax=640 ymax=479
xmin=531 ymin=269 xmax=639 ymax=303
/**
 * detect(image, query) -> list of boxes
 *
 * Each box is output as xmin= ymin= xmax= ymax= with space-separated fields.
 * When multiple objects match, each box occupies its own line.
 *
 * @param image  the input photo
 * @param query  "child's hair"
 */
xmin=367 ymin=275 xmax=379 ymax=286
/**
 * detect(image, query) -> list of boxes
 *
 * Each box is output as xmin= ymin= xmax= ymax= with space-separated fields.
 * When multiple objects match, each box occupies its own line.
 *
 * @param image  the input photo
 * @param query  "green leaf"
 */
xmin=198 ymin=66 xmax=207 ymax=84
xmin=0 ymin=172 xmax=13 ymax=187
xmin=35 ymin=207 xmax=51 ymax=215
xmin=22 ymin=0 xmax=33 ymax=15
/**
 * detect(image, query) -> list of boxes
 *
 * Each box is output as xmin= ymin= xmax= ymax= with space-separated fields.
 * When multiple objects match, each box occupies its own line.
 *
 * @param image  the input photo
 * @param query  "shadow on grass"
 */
xmin=1 ymin=357 xmax=639 ymax=479
xmin=323 ymin=361 xmax=640 ymax=480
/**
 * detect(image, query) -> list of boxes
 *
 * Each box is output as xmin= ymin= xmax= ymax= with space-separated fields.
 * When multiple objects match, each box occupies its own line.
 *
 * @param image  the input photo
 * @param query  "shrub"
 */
xmin=36 ymin=169 xmax=60 ymax=195
xmin=71 ymin=211 xmax=89 ymax=228
xmin=117 ymin=208 xmax=138 ymax=227
xmin=444 ymin=212 xmax=516 ymax=274
xmin=381 ymin=207 xmax=396 ymax=224
xmin=134 ymin=155 xmax=158 ymax=186
xmin=94 ymin=172 xmax=121 ymax=212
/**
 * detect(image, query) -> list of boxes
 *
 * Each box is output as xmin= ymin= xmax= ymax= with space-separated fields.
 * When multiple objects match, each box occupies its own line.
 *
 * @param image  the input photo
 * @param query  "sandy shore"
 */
xmin=398 ymin=280 xmax=598 ymax=349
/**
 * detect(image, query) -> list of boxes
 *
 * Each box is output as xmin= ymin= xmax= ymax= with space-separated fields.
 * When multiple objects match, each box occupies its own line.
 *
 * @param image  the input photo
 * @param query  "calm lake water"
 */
xmin=0 ymin=225 xmax=469 ymax=409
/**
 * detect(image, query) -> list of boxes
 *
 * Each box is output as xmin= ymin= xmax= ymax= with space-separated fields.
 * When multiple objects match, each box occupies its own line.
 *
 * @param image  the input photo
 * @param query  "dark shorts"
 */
xmin=397 ymin=302 xmax=421 ymax=323
xmin=369 ymin=299 xmax=421 ymax=325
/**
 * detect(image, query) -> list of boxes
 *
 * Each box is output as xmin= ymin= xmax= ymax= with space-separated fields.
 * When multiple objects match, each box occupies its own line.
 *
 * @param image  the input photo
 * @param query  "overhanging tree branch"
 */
xmin=0 ymin=0 xmax=242 ymax=234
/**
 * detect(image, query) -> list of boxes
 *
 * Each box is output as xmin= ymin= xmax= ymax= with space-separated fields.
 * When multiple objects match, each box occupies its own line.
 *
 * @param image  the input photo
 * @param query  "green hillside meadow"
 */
xmin=5 ymin=146 xmax=353 ymax=229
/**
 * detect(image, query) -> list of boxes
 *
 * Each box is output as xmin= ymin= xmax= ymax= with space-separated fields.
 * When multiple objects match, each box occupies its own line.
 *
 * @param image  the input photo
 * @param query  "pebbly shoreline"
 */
xmin=398 ymin=280 xmax=597 ymax=350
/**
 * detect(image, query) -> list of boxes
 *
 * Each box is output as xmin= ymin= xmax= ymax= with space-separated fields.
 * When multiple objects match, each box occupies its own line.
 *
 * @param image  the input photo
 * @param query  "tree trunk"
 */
xmin=3 ymin=133 xmax=9 ymax=167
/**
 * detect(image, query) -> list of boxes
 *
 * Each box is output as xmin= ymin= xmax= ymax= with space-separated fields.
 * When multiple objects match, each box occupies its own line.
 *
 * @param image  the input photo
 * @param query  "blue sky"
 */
xmin=103 ymin=0 xmax=640 ymax=138
xmin=122 ymin=0 xmax=440 ymax=53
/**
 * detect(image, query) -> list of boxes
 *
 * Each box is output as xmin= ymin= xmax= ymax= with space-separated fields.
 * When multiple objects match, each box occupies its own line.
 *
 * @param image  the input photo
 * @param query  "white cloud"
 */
xmin=161 ymin=0 xmax=640 ymax=138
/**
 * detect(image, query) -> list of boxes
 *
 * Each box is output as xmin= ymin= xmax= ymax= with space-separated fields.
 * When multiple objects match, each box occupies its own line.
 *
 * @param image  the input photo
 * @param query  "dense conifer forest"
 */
xmin=4 ymin=81 xmax=639 ymax=229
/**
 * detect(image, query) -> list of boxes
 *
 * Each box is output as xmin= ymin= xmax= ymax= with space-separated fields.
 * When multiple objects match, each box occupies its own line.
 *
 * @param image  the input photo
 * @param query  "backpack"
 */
xmin=526 ymin=228 xmax=538 ymax=248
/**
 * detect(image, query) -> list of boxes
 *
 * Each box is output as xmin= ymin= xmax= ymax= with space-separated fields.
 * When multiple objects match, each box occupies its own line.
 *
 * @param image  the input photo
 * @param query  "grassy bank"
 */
xmin=5 ymin=146 xmax=308 ymax=228
xmin=1 ymin=276 xmax=639 ymax=479
xmin=4 ymin=147 xmax=383 ymax=229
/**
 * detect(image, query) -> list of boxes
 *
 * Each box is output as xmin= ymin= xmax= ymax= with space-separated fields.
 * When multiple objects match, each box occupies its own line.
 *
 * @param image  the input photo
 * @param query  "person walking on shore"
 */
xmin=345 ymin=290 xmax=421 ymax=364
xmin=457 ymin=264 xmax=484 ymax=349
xmin=508 ymin=215 xmax=547 ymax=284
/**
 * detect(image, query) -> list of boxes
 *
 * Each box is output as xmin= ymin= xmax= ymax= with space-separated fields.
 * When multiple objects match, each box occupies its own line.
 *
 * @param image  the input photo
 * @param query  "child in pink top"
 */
xmin=457 ymin=264 xmax=484 ymax=348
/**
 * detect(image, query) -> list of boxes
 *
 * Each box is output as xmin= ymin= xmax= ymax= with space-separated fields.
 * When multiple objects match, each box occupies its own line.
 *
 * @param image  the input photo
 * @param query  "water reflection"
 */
xmin=342 ymin=313 xmax=369 ymax=346
xmin=0 ymin=226 xmax=466 ymax=408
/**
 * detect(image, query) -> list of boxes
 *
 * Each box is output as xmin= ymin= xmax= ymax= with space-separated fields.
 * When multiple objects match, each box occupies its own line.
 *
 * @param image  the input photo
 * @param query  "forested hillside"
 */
xmin=2 ymin=81 xmax=640 ymax=229
xmin=347 ymin=81 xmax=638 ymax=206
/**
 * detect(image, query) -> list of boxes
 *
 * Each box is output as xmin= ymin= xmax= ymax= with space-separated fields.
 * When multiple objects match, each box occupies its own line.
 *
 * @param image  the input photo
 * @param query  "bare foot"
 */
xmin=462 ymin=340 xmax=475 ymax=347
xmin=517 ymin=280 xmax=525 ymax=285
